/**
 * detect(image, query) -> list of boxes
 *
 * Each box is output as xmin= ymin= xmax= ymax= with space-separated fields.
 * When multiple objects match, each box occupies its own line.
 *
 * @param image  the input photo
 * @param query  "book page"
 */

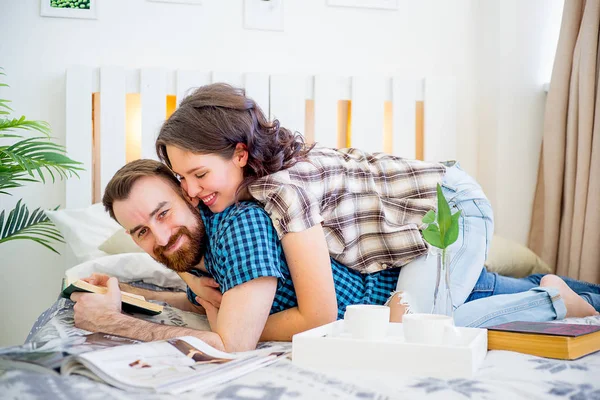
xmin=69 ymin=336 xmax=238 ymax=392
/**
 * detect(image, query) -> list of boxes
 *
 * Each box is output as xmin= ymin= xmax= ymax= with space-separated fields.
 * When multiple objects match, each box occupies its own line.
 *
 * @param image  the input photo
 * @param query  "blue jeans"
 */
xmin=395 ymin=162 xmax=584 ymax=328
xmin=396 ymin=161 xmax=494 ymax=312
xmin=466 ymin=268 xmax=600 ymax=311
xmin=455 ymin=285 xmax=567 ymax=328
xmin=454 ymin=268 xmax=600 ymax=328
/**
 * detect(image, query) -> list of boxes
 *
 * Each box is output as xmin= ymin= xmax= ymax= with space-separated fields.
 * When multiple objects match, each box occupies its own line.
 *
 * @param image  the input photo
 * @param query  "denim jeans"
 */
xmin=466 ymin=268 xmax=600 ymax=311
xmin=395 ymin=162 xmax=576 ymax=328
xmin=395 ymin=161 xmax=494 ymax=312
xmin=454 ymin=286 xmax=567 ymax=328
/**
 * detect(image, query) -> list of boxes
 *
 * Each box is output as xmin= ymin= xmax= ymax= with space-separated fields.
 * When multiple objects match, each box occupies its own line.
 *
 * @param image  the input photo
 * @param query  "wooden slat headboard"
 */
xmin=65 ymin=68 xmax=457 ymax=208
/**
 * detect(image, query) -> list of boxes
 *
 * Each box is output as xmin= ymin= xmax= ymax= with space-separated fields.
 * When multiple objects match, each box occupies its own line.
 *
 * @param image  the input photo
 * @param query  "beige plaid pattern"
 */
xmin=248 ymin=148 xmax=446 ymax=273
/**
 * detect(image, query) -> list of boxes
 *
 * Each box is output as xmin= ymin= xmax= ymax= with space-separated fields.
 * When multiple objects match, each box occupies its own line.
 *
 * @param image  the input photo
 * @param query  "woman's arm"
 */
xmin=260 ymin=224 xmax=338 ymax=341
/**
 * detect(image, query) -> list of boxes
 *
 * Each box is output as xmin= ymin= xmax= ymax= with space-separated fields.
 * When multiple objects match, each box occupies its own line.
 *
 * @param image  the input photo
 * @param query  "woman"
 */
xmin=156 ymin=83 xmax=598 ymax=331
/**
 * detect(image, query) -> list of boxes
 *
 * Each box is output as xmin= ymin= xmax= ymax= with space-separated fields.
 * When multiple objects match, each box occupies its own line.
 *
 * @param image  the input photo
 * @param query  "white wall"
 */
xmin=476 ymin=0 xmax=563 ymax=244
xmin=0 ymin=0 xmax=479 ymax=346
xmin=0 ymin=0 xmax=561 ymax=346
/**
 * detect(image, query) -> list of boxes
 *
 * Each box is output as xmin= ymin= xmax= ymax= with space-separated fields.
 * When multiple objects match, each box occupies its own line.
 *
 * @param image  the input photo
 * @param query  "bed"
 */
xmin=1 ymin=68 xmax=597 ymax=398
xmin=2 ymin=294 xmax=599 ymax=399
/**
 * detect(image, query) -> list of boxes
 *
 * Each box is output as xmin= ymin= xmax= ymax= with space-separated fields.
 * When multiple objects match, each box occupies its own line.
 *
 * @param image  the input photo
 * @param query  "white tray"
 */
xmin=292 ymin=320 xmax=488 ymax=378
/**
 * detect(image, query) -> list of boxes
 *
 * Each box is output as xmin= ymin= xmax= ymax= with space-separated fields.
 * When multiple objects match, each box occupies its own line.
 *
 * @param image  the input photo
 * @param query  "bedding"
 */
xmin=45 ymin=203 xmax=121 ymax=265
xmin=1 ymin=294 xmax=597 ymax=400
xmin=21 ymin=204 xmax=595 ymax=398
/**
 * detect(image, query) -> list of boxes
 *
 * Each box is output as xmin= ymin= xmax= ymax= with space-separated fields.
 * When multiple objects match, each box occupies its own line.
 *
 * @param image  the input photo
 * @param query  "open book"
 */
xmin=61 ymin=278 xmax=164 ymax=315
xmin=1 ymin=333 xmax=289 ymax=394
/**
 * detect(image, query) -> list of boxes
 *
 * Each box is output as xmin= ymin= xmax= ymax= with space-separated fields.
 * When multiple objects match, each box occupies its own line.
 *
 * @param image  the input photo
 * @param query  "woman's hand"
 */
xmin=177 ymin=272 xmax=223 ymax=308
xmin=196 ymin=296 xmax=219 ymax=330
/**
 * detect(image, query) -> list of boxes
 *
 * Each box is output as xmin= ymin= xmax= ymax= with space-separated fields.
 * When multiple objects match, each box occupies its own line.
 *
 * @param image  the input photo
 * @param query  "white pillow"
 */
xmin=99 ymin=229 xmax=144 ymax=254
xmin=65 ymin=253 xmax=186 ymax=291
xmin=46 ymin=203 xmax=121 ymax=265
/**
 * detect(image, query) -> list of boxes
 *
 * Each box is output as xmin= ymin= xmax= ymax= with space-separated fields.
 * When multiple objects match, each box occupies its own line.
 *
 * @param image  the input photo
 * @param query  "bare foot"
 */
xmin=540 ymin=275 xmax=599 ymax=318
xmin=387 ymin=291 xmax=412 ymax=323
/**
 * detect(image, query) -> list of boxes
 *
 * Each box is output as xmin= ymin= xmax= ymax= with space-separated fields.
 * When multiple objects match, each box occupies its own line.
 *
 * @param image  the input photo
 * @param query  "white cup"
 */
xmin=402 ymin=313 xmax=458 ymax=345
xmin=343 ymin=305 xmax=390 ymax=340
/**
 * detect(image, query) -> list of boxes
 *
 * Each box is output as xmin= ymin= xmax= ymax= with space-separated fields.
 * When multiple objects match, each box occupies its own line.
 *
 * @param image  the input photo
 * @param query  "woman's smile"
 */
xmin=201 ymin=192 xmax=218 ymax=207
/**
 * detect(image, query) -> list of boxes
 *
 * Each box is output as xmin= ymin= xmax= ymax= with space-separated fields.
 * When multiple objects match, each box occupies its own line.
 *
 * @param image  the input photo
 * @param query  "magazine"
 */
xmin=0 ymin=333 xmax=289 ymax=394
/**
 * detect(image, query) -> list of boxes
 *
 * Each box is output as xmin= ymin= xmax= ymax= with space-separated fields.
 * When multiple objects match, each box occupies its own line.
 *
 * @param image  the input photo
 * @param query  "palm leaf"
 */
xmin=0 ymin=132 xmax=25 ymax=139
xmin=0 ymin=200 xmax=64 ymax=254
xmin=0 ymin=116 xmax=51 ymax=136
xmin=0 ymin=136 xmax=83 ymax=191
xmin=0 ymin=99 xmax=13 ymax=110
xmin=0 ymin=69 xmax=80 ymax=255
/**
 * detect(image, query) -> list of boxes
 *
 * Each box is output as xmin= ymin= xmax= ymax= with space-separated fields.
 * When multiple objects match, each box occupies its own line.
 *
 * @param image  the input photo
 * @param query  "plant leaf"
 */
xmin=422 ymin=210 xmax=436 ymax=224
xmin=436 ymin=183 xmax=452 ymax=245
xmin=0 ymin=201 xmax=64 ymax=254
xmin=0 ymin=136 xmax=83 ymax=191
xmin=444 ymin=210 xmax=462 ymax=248
xmin=423 ymin=224 xmax=444 ymax=249
xmin=0 ymin=117 xmax=51 ymax=136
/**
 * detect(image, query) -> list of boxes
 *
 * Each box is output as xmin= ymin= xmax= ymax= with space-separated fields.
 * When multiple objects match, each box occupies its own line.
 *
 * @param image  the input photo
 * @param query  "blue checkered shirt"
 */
xmin=187 ymin=202 xmax=400 ymax=319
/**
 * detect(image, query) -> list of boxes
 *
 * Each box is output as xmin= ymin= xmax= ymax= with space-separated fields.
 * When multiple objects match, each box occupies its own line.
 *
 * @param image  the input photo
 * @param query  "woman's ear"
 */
xmin=234 ymin=143 xmax=249 ymax=168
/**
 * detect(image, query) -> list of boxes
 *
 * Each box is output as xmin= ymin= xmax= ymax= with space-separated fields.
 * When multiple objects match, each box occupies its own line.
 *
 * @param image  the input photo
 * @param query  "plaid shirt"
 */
xmin=186 ymin=202 xmax=400 ymax=319
xmin=248 ymin=147 xmax=446 ymax=273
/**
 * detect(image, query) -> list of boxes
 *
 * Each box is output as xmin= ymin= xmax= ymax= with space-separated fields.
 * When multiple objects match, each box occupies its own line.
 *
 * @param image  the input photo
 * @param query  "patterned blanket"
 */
xmin=1 ymin=296 xmax=598 ymax=400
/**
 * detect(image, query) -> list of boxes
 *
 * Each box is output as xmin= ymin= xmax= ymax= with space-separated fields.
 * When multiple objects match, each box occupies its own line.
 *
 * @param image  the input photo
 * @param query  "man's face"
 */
xmin=113 ymin=176 xmax=205 ymax=272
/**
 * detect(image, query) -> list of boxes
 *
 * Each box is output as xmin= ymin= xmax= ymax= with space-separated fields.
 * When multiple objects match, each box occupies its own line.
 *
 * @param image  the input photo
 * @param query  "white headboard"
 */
xmin=65 ymin=67 xmax=457 ymax=208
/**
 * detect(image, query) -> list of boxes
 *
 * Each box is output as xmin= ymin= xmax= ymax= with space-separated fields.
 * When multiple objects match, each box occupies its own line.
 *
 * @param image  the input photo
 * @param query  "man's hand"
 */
xmin=178 ymin=272 xmax=222 ymax=308
xmin=71 ymin=277 xmax=122 ymax=332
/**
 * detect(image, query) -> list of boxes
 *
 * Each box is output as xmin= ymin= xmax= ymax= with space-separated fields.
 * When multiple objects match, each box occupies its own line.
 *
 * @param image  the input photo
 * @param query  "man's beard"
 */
xmin=153 ymin=205 xmax=206 ymax=273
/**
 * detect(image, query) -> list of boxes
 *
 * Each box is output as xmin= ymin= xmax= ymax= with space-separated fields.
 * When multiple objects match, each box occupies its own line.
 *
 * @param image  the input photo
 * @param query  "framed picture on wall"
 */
xmin=40 ymin=0 xmax=98 ymax=19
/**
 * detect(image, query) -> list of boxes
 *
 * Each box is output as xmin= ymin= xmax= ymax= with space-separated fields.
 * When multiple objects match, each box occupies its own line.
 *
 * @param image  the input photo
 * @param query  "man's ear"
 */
xmin=234 ymin=143 xmax=249 ymax=168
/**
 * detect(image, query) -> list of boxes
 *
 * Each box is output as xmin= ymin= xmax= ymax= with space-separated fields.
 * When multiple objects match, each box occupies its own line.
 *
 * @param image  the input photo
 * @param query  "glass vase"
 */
xmin=431 ymin=248 xmax=454 ymax=318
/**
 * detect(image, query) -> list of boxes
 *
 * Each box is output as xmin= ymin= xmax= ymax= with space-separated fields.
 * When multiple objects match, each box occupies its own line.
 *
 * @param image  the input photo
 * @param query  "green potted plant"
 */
xmin=422 ymin=183 xmax=462 ymax=317
xmin=0 ymin=68 xmax=82 ymax=253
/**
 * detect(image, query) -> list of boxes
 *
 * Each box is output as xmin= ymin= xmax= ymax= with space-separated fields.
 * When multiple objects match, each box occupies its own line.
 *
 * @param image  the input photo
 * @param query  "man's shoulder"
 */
xmin=214 ymin=202 xmax=279 ymax=254
xmin=229 ymin=201 xmax=269 ymax=218
xmin=219 ymin=202 xmax=273 ymax=232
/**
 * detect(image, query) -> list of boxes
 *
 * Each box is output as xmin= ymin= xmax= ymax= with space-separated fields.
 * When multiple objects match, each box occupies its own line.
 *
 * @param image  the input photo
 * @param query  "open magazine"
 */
xmin=0 ymin=333 xmax=290 ymax=394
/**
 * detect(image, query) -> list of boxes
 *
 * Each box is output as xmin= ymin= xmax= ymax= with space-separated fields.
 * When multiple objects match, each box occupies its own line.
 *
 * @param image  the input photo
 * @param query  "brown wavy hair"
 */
xmin=102 ymin=159 xmax=182 ymax=221
xmin=156 ymin=83 xmax=313 ymax=198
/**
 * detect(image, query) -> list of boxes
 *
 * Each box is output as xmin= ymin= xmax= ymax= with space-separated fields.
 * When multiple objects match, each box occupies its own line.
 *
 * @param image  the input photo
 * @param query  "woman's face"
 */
xmin=166 ymin=145 xmax=248 ymax=213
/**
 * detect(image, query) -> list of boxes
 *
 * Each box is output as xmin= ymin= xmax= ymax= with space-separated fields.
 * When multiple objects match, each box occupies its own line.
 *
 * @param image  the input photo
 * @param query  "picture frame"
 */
xmin=40 ymin=0 xmax=98 ymax=20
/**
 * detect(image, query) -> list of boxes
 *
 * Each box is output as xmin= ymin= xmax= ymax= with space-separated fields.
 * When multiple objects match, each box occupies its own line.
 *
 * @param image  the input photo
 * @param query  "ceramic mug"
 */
xmin=343 ymin=304 xmax=390 ymax=340
xmin=402 ymin=313 xmax=460 ymax=345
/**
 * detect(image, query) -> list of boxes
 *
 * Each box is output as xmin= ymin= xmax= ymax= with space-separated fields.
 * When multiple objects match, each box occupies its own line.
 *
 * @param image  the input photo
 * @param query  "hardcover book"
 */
xmin=61 ymin=278 xmax=164 ymax=315
xmin=487 ymin=321 xmax=600 ymax=360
